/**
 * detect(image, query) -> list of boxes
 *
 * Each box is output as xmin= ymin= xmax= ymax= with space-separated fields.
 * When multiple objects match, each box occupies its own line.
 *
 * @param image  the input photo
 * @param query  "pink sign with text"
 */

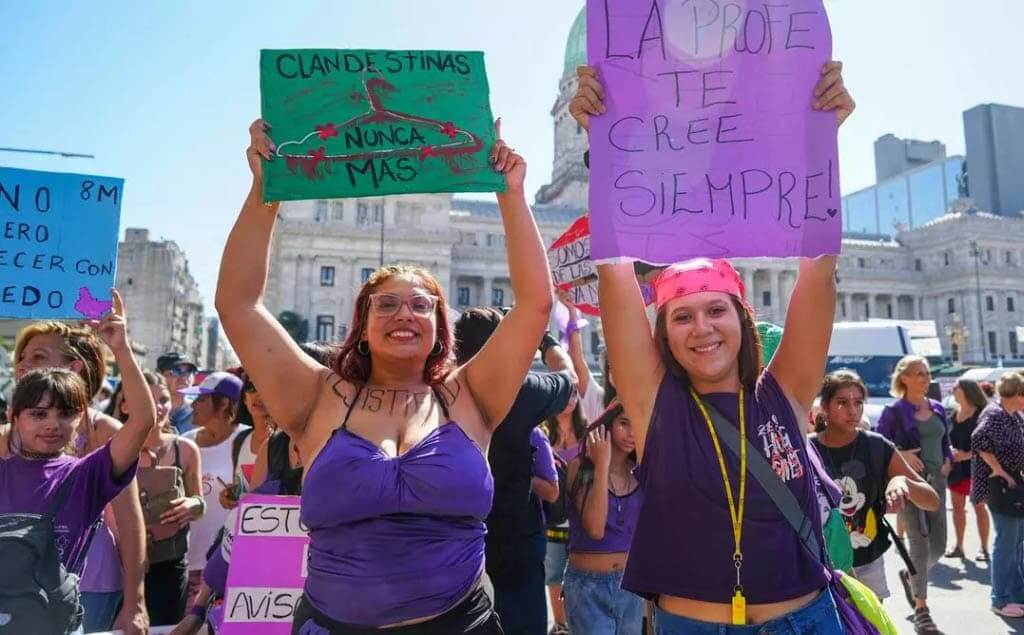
xmin=221 ymin=495 xmax=308 ymax=634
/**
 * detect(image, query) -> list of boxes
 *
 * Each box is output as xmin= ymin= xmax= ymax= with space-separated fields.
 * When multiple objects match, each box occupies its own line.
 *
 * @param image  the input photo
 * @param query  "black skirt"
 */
xmin=291 ymin=587 xmax=503 ymax=635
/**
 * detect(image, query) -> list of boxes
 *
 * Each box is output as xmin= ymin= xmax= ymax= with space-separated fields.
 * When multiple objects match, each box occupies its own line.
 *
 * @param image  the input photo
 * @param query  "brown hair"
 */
xmin=955 ymin=378 xmax=989 ymax=412
xmin=12 ymin=369 xmax=90 ymax=421
xmin=108 ymin=371 xmax=169 ymax=430
xmin=820 ymin=369 xmax=868 ymax=405
xmin=453 ymin=307 xmax=504 ymax=365
xmin=997 ymin=372 xmax=1024 ymax=400
xmin=332 ymin=265 xmax=454 ymax=385
xmin=654 ymin=296 xmax=763 ymax=392
xmin=14 ymin=321 xmax=106 ymax=399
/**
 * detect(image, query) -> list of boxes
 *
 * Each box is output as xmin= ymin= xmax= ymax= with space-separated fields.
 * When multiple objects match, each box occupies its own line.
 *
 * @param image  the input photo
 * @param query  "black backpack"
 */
xmin=543 ymin=452 xmax=572 ymax=528
xmin=0 ymin=474 xmax=92 ymax=635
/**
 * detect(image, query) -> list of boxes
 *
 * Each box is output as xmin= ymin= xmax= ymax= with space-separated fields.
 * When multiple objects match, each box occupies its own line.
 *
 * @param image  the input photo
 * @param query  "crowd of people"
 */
xmin=0 ymin=55 xmax=1019 ymax=635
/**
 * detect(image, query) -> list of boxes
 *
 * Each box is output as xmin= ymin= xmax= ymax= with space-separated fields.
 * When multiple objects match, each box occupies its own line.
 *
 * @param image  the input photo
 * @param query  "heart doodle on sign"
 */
xmin=826 ymin=208 xmax=839 ymax=218
xmin=74 ymin=287 xmax=112 ymax=320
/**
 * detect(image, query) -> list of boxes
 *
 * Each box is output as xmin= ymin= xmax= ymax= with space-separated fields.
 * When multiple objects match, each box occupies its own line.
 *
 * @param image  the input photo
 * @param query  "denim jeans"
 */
xmin=989 ymin=507 xmax=1024 ymax=608
xmin=544 ymin=540 xmax=569 ymax=585
xmin=654 ymin=589 xmax=843 ymax=635
xmin=563 ymin=564 xmax=643 ymax=635
xmin=80 ymin=590 xmax=122 ymax=633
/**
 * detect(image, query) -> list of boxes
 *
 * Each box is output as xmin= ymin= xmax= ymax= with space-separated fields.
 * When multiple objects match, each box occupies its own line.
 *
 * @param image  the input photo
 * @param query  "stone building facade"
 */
xmin=115 ymin=228 xmax=205 ymax=367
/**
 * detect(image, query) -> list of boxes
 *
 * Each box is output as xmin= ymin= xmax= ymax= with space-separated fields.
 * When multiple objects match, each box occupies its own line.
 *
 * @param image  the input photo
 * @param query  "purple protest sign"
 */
xmin=587 ymin=0 xmax=841 ymax=263
xmin=221 ymin=495 xmax=308 ymax=635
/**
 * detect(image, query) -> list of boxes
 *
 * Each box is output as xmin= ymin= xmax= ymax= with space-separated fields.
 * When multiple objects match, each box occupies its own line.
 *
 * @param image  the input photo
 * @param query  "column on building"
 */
xmin=741 ymin=269 xmax=754 ymax=306
xmin=840 ymin=293 xmax=851 ymax=321
xmin=775 ymin=271 xmax=787 ymax=322
xmin=481 ymin=277 xmax=493 ymax=307
xmin=767 ymin=269 xmax=780 ymax=322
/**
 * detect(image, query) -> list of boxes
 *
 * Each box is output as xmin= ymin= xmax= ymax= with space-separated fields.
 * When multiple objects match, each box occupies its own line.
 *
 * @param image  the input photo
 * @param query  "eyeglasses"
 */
xmin=369 ymin=293 xmax=438 ymax=317
xmin=165 ymin=366 xmax=195 ymax=378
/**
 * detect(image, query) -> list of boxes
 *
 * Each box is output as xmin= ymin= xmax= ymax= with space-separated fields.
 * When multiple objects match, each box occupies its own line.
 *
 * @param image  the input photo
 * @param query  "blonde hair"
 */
xmin=14 ymin=322 xmax=107 ymax=399
xmin=997 ymin=372 xmax=1024 ymax=400
xmin=889 ymin=355 xmax=929 ymax=399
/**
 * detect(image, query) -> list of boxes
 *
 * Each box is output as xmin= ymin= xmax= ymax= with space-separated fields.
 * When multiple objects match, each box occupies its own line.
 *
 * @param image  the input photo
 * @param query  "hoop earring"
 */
xmin=430 ymin=341 xmax=444 ymax=357
xmin=357 ymin=340 xmax=370 ymax=356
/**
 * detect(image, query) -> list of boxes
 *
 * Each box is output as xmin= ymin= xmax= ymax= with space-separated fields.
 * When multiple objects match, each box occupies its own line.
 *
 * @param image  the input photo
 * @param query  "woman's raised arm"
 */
xmin=93 ymin=291 xmax=157 ymax=477
xmin=215 ymin=120 xmax=327 ymax=439
xmin=570 ymin=65 xmax=662 ymax=460
xmin=460 ymin=122 xmax=554 ymax=427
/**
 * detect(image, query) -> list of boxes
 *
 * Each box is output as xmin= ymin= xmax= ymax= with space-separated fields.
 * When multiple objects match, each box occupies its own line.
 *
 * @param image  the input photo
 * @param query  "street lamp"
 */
xmin=969 ymin=240 xmax=986 ymax=362
xmin=944 ymin=312 xmax=969 ymax=365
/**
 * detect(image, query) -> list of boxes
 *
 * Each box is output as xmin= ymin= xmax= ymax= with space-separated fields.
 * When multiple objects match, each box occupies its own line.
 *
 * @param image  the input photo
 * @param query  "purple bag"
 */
xmin=829 ymin=573 xmax=882 ymax=635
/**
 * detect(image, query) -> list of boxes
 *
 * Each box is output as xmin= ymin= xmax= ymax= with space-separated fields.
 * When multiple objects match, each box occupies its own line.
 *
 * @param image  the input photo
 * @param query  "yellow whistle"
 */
xmin=731 ymin=590 xmax=747 ymax=625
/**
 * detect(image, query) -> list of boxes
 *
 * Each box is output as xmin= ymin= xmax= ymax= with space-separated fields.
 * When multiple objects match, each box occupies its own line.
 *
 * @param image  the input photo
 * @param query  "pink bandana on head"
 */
xmin=653 ymin=258 xmax=746 ymax=310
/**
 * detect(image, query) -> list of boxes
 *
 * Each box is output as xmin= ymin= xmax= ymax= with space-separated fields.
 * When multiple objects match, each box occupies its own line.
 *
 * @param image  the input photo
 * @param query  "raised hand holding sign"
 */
xmin=585 ymin=0 xmax=849 ymax=264
xmin=0 ymin=167 xmax=122 ymax=319
xmin=259 ymin=49 xmax=505 ymax=202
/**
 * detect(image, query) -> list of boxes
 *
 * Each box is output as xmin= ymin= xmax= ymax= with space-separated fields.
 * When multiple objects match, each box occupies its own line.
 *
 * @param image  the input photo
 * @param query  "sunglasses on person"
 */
xmin=165 ymin=366 xmax=195 ymax=377
xmin=368 ymin=293 xmax=439 ymax=317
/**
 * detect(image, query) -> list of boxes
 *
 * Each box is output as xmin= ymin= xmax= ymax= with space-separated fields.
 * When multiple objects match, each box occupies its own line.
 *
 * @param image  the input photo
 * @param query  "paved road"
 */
xmin=879 ymin=507 xmax=1024 ymax=635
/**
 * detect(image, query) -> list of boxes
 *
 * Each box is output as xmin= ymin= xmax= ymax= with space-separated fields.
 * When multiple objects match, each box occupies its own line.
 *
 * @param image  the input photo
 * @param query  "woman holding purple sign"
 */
xmin=217 ymin=117 xmax=553 ymax=633
xmin=570 ymin=60 xmax=857 ymax=633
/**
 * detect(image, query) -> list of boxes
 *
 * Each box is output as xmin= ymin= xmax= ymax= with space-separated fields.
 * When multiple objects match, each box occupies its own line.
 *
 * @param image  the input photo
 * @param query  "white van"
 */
xmin=824 ymin=322 xmax=918 ymax=428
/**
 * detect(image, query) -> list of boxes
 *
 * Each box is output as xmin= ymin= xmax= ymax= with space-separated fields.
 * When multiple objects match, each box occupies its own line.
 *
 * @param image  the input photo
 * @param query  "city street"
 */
xmin=879 ymin=506 xmax=1017 ymax=635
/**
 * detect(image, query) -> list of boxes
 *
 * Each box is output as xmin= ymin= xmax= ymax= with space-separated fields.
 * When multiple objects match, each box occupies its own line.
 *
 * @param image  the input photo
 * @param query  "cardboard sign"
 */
xmin=548 ymin=214 xmax=655 ymax=316
xmin=587 ymin=0 xmax=841 ymax=263
xmin=260 ymin=49 xmax=506 ymax=202
xmin=0 ymin=167 xmax=122 ymax=319
xmin=549 ymin=215 xmax=600 ymax=316
xmin=222 ymin=495 xmax=308 ymax=634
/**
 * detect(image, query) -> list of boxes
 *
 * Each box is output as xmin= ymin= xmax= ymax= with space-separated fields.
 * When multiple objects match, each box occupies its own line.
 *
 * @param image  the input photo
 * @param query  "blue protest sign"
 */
xmin=0 ymin=167 xmax=123 ymax=319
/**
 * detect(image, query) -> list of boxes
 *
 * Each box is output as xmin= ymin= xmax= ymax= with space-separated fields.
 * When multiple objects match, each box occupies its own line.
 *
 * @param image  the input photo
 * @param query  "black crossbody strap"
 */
xmin=703 ymin=401 xmax=826 ymax=567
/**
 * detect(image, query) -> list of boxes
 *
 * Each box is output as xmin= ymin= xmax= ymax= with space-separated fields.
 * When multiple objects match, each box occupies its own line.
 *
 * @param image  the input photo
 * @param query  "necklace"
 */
xmin=691 ymin=387 xmax=748 ymax=626
xmin=608 ymin=469 xmax=632 ymax=525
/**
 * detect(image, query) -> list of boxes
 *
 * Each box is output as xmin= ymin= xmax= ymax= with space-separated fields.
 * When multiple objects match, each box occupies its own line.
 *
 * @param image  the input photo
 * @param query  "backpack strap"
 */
xmin=703 ymin=401 xmax=833 ymax=575
xmin=267 ymin=431 xmax=291 ymax=479
xmin=231 ymin=427 xmax=253 ymax=474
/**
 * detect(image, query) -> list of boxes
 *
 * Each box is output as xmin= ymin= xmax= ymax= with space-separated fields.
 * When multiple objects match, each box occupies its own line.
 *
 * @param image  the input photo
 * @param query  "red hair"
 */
xmin=332 ymin=265 xmax=454 ymax=385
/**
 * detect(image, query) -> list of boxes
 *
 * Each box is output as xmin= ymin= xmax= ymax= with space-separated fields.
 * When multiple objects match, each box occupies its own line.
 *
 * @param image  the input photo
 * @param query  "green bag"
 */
xmin=822 ymin=507 xmax=854 ymax=573
xmin=836 ymin=570 xmax=899 ymax=635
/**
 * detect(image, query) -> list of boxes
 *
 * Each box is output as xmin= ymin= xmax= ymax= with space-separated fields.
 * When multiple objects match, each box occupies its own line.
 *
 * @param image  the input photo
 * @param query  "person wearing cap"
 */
xmin=158 ymin=352 xmax=200 ymax=434
xmin=178 ymin=371 xmax=249 ymax=609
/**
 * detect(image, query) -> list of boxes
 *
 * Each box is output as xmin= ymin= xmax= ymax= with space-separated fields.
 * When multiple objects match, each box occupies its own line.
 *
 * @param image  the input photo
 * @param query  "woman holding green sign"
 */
xmin=217 ymin=118 xmax=552 ymax=633
xmin=571 ymin=62 xmax=866 ymax=634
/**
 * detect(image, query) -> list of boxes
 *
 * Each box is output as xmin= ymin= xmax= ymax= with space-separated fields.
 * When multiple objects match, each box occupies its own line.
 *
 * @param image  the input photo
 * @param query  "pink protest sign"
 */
xmin=587 ymin=0 xmax=841 ymax=263
xmin=221 ymin=494 xmax=308 ymax=634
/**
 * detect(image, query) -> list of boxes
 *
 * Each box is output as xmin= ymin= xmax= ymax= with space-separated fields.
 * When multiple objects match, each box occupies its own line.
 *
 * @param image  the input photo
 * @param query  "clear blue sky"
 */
xmin=2 ymin=1 xmax=1022 ymax=310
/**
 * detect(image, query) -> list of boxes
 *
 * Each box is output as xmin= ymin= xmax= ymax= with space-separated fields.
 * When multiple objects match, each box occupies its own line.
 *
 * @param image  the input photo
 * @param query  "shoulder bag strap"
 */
xmin=704 ymin=402 xmax=829 ymax=572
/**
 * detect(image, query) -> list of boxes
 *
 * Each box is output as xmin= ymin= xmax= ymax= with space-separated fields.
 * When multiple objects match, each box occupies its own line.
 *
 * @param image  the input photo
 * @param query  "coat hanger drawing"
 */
xmin=274 ymin=70 xmax=484 ymax=179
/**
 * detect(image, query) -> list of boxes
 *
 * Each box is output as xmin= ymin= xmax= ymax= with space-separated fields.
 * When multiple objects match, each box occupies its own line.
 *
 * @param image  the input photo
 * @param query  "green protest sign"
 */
xmin=259 ymin=49 xmax=506 ymax=202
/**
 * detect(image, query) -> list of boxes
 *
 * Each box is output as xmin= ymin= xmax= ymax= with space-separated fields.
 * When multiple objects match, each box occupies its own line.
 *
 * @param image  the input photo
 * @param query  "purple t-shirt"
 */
xmin=0 ymin=442 xmax=137 ymax=570
xmin=531 ymin=427 xmax=557 ymax=483
xmin=622 ymin=371 xmax=828 ymax=604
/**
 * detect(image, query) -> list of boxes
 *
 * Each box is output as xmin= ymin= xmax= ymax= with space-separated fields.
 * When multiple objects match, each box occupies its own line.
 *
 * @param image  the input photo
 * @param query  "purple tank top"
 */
xmin=300 ymin=421 xmax=494 ymax=627
xmin=622 ymin=371 xmax=828 ymax=604
xmin=568 ymin=484 xmax=642 ymax=553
